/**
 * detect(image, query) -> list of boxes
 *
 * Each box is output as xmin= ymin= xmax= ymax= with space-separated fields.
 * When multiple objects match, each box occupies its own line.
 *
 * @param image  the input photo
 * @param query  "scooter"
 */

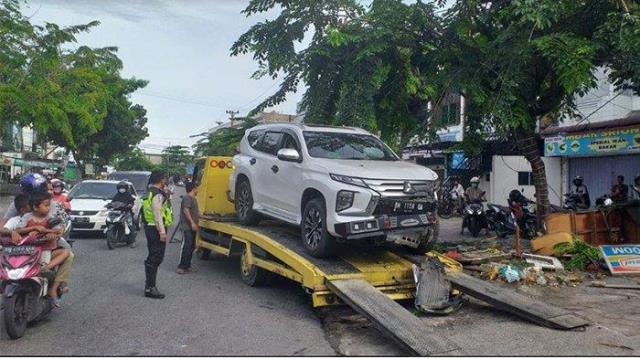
xmin=0 ymin=232 xmax=63 ymax=339
xmin=104 ymin=202 xmax=136 ymax=250
xmin=486 ymin=203 xmax=513 ymax=238
xmin=462 ymin=199 xmax=488 ymax=237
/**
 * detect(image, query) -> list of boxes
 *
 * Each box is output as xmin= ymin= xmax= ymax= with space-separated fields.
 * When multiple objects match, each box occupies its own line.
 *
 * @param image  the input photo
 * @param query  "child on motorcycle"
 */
xmin=10 ymin=192 xmax=71 ymax=305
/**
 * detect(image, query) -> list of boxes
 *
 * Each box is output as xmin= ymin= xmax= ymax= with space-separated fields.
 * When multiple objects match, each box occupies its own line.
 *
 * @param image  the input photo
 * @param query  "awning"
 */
xmin=541 ymin=111 xmax=640 ymax=136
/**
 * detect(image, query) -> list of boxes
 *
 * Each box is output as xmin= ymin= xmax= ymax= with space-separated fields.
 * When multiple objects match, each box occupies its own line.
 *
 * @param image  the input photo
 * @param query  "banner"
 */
xmin=600 ymin=245 xmax=640 ymax=275
xmin=544 ymin=125 xmax=640 ymax=157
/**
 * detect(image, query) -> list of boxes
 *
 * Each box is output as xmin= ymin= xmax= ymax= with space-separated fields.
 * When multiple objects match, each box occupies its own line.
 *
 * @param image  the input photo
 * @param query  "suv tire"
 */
xmin=301 ymin=197 xmax=336 ymax=258
xmin=235 ymin=179 xmax=261 ymax=226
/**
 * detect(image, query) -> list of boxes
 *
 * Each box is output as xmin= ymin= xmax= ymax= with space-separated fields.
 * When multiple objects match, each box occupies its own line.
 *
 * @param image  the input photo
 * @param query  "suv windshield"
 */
xmin=303 ymin=131 xmax=398 ymax=161
xmin=68 ymin=182 xmax=117 ymax=200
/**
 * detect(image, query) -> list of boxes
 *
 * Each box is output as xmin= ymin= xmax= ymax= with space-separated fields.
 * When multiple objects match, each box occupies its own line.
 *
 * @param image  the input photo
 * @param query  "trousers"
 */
xmin=178 ymin=230 xmax=196 ymax=269
xmin=144 ymin=226 xmax=166 ymax=288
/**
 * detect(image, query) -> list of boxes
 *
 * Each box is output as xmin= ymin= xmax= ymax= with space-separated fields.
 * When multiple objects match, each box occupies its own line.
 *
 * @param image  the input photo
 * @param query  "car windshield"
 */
xmin=303 ymin=131 xmax=398 ymax=161
xmin=68 ymin=182 xmax=117 ymax=200
xmin=107 ymin=173 xmax=149 ymax=193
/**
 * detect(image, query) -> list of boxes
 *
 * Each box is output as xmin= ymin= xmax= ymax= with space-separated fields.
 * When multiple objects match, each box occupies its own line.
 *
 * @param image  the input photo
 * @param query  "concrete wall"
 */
xmin=560 ymin=67 xmax=639 ymax=127
xmin=488 ymin=155 xmax=563 ymax=206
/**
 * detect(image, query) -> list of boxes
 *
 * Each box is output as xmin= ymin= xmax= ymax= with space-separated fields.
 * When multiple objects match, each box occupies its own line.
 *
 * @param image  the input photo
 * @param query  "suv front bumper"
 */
xmin=333 ymin=212 xmax=437 ymax=240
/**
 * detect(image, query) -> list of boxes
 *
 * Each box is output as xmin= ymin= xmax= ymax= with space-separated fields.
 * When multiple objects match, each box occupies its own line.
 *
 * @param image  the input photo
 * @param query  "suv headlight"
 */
xmin=336 ymin=191 xmax=355 ymax=212
xmin=330 ymin=174 xmax=367 ymax=188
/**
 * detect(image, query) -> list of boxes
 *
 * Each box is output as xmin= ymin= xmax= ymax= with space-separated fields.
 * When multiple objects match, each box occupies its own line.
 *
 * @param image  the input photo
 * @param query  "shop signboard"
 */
xmin=544 ymin=125 xmax=640 ymax=157
xmin=600 ymin=245 xmax=640 ymax=275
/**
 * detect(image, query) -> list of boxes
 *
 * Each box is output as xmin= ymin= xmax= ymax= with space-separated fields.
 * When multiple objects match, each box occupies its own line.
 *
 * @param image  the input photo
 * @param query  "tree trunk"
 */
xmin=514 ymin=128 xmax=549 ymax=229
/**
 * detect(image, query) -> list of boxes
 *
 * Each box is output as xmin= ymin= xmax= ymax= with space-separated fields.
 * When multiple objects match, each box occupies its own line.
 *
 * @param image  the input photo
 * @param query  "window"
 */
xmin=518 ymin=172 xmax=533 ymax=186
xmin=303 ymin=131 xmax=398 ymax=161
xmin=192 ymin=159 xmax=205 ymax=186
xmin=439 ymin=103 xmax=460 ymax=127
xmin=280 ymin=133 xmax=300 ymax=152
xmin=247 ymin=130 xmax=265 ymax=150
xmin=259 ymin=131 xmax=283 ymax=155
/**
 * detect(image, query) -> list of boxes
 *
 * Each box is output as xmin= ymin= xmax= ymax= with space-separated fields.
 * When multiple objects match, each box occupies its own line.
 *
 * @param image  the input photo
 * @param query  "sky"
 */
xmin=25 ymin=0 xmax=303 ymax=154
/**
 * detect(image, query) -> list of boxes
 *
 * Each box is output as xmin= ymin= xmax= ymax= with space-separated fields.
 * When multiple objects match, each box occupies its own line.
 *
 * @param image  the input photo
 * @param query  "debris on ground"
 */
xmin=498 ymin=265 xmax=521 ymax=283
xmin=589 ymin=281 xmax=640 ymax=290
xmin=413 ymin=258 xmax=463 ymax=315
xmin=530 ymin=232 xmax=574 ymax=256
xmin=523 ymin=253 xmax=564 ymax=271
xmin=553 ymin=239 xmax=601 ymax=271
xmin=456 ymin=248 xmax=513 ymax=265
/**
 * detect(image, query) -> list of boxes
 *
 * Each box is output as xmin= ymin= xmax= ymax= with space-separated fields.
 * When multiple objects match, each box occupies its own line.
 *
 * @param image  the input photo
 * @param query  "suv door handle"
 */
xmin=271 ymin=165 xmax=279 ymax=173
xmin=249 ymin=158 xmax=256 ymax=165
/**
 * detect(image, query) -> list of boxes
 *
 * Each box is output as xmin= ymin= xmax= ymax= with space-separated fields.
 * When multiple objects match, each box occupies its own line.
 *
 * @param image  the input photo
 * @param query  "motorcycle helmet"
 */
xmin=19 ymin=173 xmax=48 ymax=194
xmin=470 ymin=176 xmax=480 ymax=187
xmin=573 ymin=175 xmax=583 ymax=187
xmin=51 ymin=179 xmax=64 ymax=194
xmin=116 ymin=181 xmax=130 ymax=194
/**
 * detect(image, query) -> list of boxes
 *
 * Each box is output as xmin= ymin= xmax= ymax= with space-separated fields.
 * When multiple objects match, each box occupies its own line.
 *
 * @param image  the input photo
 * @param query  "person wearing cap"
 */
xmin=570 ymin=175 xmax=590 ymax=209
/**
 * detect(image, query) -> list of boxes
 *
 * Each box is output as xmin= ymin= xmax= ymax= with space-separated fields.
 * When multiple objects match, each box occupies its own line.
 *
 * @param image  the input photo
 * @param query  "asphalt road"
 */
xmin=0 ymin=189 xmax=335 ymax=355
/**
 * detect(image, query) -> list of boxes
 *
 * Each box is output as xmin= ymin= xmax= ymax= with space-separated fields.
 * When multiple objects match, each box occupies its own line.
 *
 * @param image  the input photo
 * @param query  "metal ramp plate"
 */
xmin=448 ymin=272 xmax=590 ymax=330
xmin=327 ymin=279 xmax=460 ymax=356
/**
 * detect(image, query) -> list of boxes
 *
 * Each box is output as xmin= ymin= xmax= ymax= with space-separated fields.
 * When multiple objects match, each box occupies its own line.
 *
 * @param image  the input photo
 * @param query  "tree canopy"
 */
xmin=159 ymin=145 xmax=193 ymax=176
xmin=0 ymin=0 xmax=149 ymax=174
xmin=193 ymin=118 xmax=259 ymax=157
xmin=113 ymin=147 xmax=155 ymax=172
xmin=233 ymin=0 xmax=640 ymax=218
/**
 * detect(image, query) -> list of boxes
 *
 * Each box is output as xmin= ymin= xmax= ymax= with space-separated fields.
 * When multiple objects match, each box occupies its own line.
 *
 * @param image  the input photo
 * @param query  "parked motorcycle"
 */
xmin=487 ymin=191 xmax=538 ymax=239
xmin=104 ymin=202 xmax=136 ymax=250
xmin=486 ymin=203 xmax=514 ymax=238
xmin=0 ymin=232 xmax=64 ymax=339
xmin=462 ymin=199 xmax=488 ymax=237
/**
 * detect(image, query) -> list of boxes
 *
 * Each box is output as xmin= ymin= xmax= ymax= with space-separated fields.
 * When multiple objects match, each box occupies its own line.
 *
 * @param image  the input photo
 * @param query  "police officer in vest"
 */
xmin=142 ymin=171 xmax=174 ymax=299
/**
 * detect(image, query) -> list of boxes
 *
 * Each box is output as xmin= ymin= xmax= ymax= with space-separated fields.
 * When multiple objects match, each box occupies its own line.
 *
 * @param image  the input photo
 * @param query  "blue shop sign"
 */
xmin=545 ymin=125 xmax=640 ymax=157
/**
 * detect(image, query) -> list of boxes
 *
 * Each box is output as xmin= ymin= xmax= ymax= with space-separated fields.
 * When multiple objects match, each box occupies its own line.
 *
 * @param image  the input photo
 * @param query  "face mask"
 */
xmin=53 ymin=187 xmax=62 ymax=194
xmin=472 ymin=183 xmax=479 ymax=188
xmin=118 ymin=188 xmax=126 ymax=193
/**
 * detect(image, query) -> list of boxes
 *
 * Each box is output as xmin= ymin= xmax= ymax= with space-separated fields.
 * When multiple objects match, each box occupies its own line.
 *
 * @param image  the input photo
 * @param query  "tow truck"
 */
xmin=192 ymin=157 xmax=589 ymax=356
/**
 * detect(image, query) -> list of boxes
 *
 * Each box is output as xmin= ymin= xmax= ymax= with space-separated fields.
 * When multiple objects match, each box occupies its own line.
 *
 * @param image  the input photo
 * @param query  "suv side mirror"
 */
xmin=277 ymin=148 xmax=301 ymax=162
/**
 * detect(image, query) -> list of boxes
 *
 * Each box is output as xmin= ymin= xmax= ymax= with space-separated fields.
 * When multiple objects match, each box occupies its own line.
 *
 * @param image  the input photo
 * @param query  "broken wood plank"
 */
xmin=448 ymin=272 xmax=590 ymax=330
xmin=327 ymin=279 xmax=460 ymax=356
xmin=590 ymin=281 xmax=640 ymax=290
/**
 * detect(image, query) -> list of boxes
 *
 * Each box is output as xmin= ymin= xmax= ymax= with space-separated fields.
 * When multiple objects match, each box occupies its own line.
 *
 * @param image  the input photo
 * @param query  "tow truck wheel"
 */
xmin=240 ymin=245 xmax=270 ymax=286
xmin=301 ymin=198 xmax=336 ymax=258
xmin=235 ymin=179 xmax=261 ymax=226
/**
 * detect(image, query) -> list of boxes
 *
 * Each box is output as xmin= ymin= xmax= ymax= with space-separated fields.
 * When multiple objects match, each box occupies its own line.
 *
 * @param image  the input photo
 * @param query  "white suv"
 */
xmin=229 ymin=123 xmax=439 ymax=257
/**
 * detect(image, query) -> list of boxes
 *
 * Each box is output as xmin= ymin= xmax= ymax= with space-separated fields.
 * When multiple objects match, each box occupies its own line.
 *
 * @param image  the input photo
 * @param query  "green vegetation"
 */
xmin=553 ymin=239 xmax=601 ymax=271
xmin=193 ymin=118 xmax=258 ymax=157
xmin=233 ymin=0 xmax=640 ymax=220
xmin=0 ymin=0 xmax=148 ymax=175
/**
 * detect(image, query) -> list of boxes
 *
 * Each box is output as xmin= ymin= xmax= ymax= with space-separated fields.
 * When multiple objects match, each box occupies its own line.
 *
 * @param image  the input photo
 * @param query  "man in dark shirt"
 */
xmin=610 ymin=175 xmax=629 ymax=203
xmin=177 ymin=181 xmax=200 ymax=274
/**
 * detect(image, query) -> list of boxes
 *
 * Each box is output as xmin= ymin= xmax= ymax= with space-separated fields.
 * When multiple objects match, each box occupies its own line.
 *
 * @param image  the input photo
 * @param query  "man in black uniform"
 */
xmin=142 ymin=171 xmax=173 ymax=299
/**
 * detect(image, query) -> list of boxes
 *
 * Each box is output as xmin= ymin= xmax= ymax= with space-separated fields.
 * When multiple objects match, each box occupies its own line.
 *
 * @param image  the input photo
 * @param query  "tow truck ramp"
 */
xmin=328 ymin=279 xmax=460 ymax=356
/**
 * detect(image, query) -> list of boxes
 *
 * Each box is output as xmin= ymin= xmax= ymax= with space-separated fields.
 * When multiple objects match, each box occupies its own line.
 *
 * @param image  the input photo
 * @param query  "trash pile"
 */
xmin=439 ymin=238 xmax=612 ymax=288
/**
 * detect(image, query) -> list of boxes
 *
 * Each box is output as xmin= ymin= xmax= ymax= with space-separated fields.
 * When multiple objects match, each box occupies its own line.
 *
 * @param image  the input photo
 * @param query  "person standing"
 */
xmin=177 ymin=182 xmax=199 ymax=274
xmin=142 ymin=171 xmax=174 ymax=299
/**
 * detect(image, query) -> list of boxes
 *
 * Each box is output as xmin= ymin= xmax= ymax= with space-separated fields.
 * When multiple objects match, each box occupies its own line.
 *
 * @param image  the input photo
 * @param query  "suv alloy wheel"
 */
xmin=301 ymin=198 xmax=336 ymax=258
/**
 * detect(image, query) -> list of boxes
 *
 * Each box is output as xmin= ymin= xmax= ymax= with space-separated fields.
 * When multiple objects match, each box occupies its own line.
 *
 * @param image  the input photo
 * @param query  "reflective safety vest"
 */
xmin=142 ymin=186 xmax=173 ymax=227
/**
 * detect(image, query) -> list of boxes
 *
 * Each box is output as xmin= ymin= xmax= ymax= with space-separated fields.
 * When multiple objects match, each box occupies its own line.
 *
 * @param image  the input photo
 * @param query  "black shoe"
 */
xmin=144 ymin=287 xmax=165 ymax=299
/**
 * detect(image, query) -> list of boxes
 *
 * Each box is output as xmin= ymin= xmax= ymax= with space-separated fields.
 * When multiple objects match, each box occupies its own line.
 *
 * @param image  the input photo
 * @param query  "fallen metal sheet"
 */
xmin=327 ymin=279 xmax=460 ymax=356
xmin=448 ymin=272 xmax=590 ymax=330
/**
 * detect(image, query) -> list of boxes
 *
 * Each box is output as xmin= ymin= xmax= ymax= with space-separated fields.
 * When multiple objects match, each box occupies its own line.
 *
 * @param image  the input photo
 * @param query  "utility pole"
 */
xmin=226 ymin=110 xmax=239 ymax=126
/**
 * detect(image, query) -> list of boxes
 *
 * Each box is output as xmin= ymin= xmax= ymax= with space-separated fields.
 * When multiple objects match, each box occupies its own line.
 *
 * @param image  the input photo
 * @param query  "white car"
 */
xmin=229 ymin=123 xmax=439 ymax=257
xmin=68 ymin=180 xmax=142 ymax=233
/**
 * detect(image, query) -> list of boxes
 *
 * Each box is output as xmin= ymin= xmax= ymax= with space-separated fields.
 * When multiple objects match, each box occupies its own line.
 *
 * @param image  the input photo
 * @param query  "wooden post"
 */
xmin=515 ymin=223 xmax=521 ymax=257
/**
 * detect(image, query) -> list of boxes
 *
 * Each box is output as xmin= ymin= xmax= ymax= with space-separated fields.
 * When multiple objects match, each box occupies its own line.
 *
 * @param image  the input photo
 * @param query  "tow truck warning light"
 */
xmin=210 ymin=160 xmax=234 ymax=169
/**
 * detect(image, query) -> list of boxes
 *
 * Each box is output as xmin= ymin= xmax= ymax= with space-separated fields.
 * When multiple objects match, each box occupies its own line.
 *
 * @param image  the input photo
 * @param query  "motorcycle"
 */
xmin=104 ymin=202 xmax=136 ymax=250
xmin=487 ymin=195 xmax=538 ymax=239
xmin=462 ymin=199 xmax=488 ymax=237
xmin=0 ymin=230 xmax=64 ymax=339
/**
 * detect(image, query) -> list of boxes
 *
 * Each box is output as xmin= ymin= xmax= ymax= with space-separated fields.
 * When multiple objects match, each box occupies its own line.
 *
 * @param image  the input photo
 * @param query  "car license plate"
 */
xmin=4 ymin=245 xmax=35 ymax=256
xmin=392 ymin=201 xmax=427 ymax=213
xmin=73 ymin=217 xmax=89 ymax=223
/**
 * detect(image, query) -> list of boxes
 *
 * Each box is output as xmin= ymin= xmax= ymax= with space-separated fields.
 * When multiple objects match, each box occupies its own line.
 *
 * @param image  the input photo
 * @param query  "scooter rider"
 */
xmin=570 ymin=176 xmax=591 ymax=209
xmin=142 ymin=171 xmax=173 ymax=299
xmin=112 ymin=181 xmax=136 ymax=247
xmin=461 ymin=177 xmax=485 ymax=234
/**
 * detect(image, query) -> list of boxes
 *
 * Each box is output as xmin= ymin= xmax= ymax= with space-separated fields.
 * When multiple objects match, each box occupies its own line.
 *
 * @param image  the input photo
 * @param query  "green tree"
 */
xmin=160 ymin=145 xmax=193 ymax=176
xmin=234 ymin=0 xmax=640 ymax=220
xmin=437 ymin=0 xmax=640 ymax=218
xmin=114 ymin=147 xmax=155 ymax=171
xmin=0 ymin=0 xmax=149 ymax=175
xmin=193 ymin=118 xmax=258 ymax=156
